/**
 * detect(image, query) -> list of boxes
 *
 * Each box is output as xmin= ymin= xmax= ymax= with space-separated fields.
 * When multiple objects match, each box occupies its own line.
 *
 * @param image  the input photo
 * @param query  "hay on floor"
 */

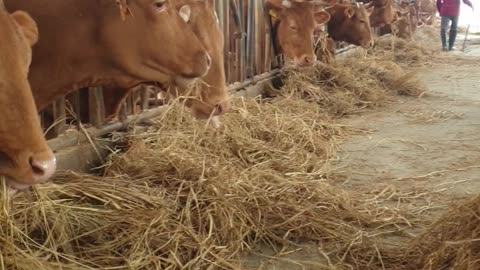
xmin=369 ymin=35 xmax=437 ymax=67
xmin=0 ymin=97 xmax=416 ymax=270
xmin=404 ymin=195 xmax=480 ymax=270
xmin=270 ymin=53 xmax=426 ymax=118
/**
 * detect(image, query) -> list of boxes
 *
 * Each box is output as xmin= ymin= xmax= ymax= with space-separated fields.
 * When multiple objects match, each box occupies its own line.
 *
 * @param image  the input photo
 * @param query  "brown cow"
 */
xmin=0 ymin=2 xmax=56 ymax=191
xmin=379 ymin=9 xmax=413 ymax=39
xmin=101 ymin=0 xmax=231 ymax=123
xmin=326 ymin=3 xmax=375 ymax=48
xmin=266 ymin=0 xmax=333 ymax=66
xmin=367 ymin=0 xmax=397 ymax=27
xmin=416 ymin=0 xmax=436 ymax=25
xmin=5 ymin=0 xmax=212 ymax=112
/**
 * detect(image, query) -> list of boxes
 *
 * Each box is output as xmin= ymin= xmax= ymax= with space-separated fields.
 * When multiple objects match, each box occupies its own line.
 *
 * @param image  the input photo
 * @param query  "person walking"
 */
xmin=436 ymin=0 xmax=474 ymax=51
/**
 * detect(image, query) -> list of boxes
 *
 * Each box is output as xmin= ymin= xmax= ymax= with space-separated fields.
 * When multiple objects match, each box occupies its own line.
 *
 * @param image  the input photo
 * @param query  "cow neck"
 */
xmin=32 ymin=66 xmax=140 ymax=111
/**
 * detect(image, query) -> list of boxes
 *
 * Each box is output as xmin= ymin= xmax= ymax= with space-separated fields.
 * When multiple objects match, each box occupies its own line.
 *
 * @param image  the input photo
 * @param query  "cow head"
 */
xmin=327 ymin=3 xmax=375 ymax=48
xmin=168 ymin=0 xmax=231 ymax=121
xmin=0 ymin=5 xmax=56 ymax=191
xmin=368 ymin=0 xmax=397 ymax=27
xmin=266 ymin=0 xmax=332 ymax=67
xmin=396 ymin=9 xmax=413 ymax=39
xmin=100 ymin=0 xmax=212 ymax=89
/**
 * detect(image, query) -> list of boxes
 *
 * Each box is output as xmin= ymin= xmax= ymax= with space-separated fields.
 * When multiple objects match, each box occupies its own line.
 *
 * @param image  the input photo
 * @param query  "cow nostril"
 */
xmin=214 ymin=100 xmax=230 ymax=116
xmin=215 ymin=104 xmax=223 ymax=115
xmin=301 ymin=55 xmax=316 ymax=66
xmin=205 ymin=53 xmax=212 ymax=68
xmin=304 ymin=56 xmax=311 ymax=64
xmin=30 ymin=158 xmax=45 ymax=177
xmin=29 ymin=154 xmax=56 ymax=183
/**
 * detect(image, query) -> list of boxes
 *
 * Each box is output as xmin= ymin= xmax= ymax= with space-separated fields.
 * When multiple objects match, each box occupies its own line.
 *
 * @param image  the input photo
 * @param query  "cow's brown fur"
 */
xmin=326 ymin=3 xmax=375 ymax=48
xmin=266 ymin=0 xmax=332 ymax=67
xmin=0 ymin=2 xmax=56 ymax=190
xmin=5 ymin=0 xmax=211 ymax=111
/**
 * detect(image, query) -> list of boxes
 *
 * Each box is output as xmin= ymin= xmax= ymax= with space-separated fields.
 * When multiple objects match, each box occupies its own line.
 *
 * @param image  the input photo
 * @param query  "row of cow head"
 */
xmin=265 ymin=0 xmax=375 ymax=66
xmin=1 ymin=0 xmax=231 ymax=192
xmin=0 ymin=0 xmax=417 ymax=193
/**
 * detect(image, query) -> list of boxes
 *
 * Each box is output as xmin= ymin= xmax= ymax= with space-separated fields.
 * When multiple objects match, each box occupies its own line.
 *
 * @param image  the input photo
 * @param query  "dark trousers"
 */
xmin=440 ymin=16 xmax=459 ymax=50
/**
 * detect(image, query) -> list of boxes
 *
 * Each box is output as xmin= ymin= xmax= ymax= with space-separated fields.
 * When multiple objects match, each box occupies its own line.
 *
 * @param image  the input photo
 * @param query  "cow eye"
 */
xmin=152 ymin=0 xmax=167 ymax=11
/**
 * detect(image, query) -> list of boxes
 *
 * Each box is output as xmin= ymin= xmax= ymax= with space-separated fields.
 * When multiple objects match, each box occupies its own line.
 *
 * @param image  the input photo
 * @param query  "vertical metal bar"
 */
xmin=223 ymin=1 xmax=232 ymax=84
xmin=238 ymin=0 xmax=246 ymax=81
xmin=245 ymin=0 xmax=254 ymax=78
xmin=263 ymin=1 xmax=280 ymax=69
xmin=254 ymin=0 xmax=263 ymax=75
xmin=39 ymin=112 xmax=45 ymax=131
xmin=215 ymin=0 xmax=224 ymax=32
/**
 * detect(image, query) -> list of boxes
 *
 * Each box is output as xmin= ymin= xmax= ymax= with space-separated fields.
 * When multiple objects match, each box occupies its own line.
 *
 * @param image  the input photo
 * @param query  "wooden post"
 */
xmin=88 ymin=87 xmax=105 ymax=128
xmin=52 ymin=97 xmax=67 ymax=137
xmin=69 ymin=92 xmax=81 ymax=122
xmin=140 ymin=85 xmax=150 ymax=111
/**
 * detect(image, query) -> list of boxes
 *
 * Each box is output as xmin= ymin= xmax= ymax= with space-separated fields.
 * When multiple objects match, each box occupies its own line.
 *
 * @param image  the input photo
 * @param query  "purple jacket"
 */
xmin=437 ymin=0 xmax=473 ymax=16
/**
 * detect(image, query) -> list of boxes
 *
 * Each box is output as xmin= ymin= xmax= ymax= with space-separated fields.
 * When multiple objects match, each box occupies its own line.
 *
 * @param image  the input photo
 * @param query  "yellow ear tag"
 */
xmin=269 ymin=10 xmax=277 ymax=18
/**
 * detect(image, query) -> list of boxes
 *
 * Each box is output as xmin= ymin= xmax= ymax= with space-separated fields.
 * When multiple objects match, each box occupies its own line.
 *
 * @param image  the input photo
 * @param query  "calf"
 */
xmin=326 ymin=3 xmax=375 ymax=48
xmin=0 ymin=2 xmax=56 ymax=190
xmin=5 ymin=0 xmax=212 ymax=112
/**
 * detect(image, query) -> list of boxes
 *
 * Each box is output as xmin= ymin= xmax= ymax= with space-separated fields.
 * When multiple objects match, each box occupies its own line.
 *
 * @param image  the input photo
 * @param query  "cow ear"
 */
xmin=10 ymin=11 xmax=38 ymax=47
xmin=178 ymin=5 xmax=191 ymax=23
xmin=266 ymin=0 xmax=286 ymax=19
xmin=344 ymin=6 xmax=355 ymax=18
xmin=314 ymin=9 xmax=331 ymax=28
xmin=366 ymin=5 xmax=374 ymax=16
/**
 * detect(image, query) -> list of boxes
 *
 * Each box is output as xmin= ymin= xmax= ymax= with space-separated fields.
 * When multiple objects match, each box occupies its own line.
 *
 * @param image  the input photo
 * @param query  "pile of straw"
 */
xmin=0 ymin=98 xmax=415 ymax=269
xmin=369 ymin=35 xmax=436 ymax=67
xmin=271 ymin=54 xmax=425 ymax=117
xmin=404 ymin=195 xmax=480 ymax=270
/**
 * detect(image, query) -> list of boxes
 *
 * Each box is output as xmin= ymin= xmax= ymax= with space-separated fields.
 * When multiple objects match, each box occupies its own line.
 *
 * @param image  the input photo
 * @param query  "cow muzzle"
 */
xmin=190 ymin=98 xmax=231 ymax=120
xmin=294 ymin=54 xmax=317 ymax=67
xmin=362 ymin=39 xmax=375 ymax=49
xmin=1 ymin=149 xmax=57 ymax=192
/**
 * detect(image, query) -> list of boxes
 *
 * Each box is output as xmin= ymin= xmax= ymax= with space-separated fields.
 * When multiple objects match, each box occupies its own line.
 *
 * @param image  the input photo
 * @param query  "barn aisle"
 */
xmin=336 ymin=37 xmax=480 ymax=231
